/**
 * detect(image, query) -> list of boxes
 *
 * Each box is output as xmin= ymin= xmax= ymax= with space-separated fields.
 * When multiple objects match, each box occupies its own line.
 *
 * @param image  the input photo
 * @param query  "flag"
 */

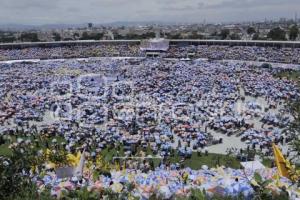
xmin=66 ymin=151 xmax=81 ymax=167
xmin=272 ymin=143 xmax=289 ymax=178
xmin=115 ymin=162 xmax=120 ymax=171
xmin=44 ymin=148 xmax=51 ymax=160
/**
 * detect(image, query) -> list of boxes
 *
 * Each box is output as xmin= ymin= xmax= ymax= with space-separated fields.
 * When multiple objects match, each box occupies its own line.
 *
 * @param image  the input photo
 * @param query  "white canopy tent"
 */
xmin=240 ymin=160 xmax=265 ymax=171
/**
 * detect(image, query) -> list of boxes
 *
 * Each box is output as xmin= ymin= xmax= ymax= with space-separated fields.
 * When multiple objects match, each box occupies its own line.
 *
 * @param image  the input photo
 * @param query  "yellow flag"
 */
xmin=44 ymin=149 xmax=51 ymax=160
xmin=272 ymin=143 xmax=289 ymax=178
xmin=66 ymin=151 xmax=81 ymax=167
xmin=122 ymin=161 xmax=126 ymax=174
xmin=115 ymin=162 xmax=120 ymax=171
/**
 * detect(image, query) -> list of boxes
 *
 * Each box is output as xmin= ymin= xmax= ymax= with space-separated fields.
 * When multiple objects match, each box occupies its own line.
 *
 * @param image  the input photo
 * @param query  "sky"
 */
xmin=0 ymin=0 xmax=299 ymax=25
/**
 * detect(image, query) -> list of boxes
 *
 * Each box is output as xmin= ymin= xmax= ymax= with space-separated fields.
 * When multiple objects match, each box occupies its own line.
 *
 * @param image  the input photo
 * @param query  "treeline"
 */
xmin=79 ymin=32 xmax=104 ymax=40
xmin=114 ymin=32 xmax=156 ymax=40
xmin=250 ymin=25 xmax=299 ymax=41
xmin=0 ymin=25 xmax=299 ymax=43
xmin=0 ymin=32 xmax=40 ymax=43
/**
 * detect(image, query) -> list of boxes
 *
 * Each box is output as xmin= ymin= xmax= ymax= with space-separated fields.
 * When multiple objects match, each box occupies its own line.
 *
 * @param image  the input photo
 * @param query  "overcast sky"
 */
xmin=1 ymin=0 xmax=299 ymax=25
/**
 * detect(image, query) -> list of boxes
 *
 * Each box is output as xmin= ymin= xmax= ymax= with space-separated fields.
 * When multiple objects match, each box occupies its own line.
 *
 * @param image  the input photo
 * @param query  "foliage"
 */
xmin=80 ymin=31 xmax=104 ymax=40
xmin=251 ymin=172 xmax=274 ymax=200
xmin=247 ymin=27 xmax=256 ymax=35
xmin=289 ymin=25 xmax=299 ymax=41
xmin=73 ymin=32 xmax=80 ymax=38
xmin=19 ymin=32 xmax=40 ymax=42
xmin=220 ymin=29 xmax=230 ymax=40
xmin=267 ymin=27 xmax=286 ymax=41
xmin=61 ymin=186 xmax=100 ymax=200
xmin=115 ymin=32 xmax=156 ymax=40
xmin=0 ymin=144 xmax=42 ymax=199
xmin=52 ymin=32 xmax=61 ymax=41
xmin=252 ymin=33 xmax=263 ymax=40
xmin=48 ymin=148 xmax=69 ymax=167
xmin=0 ymin=32 xmax=16 ymax=43
xmin=188 ymin=188 xmax=206 ymax=200
xmin=189 ymin=31 xmax=204 ymax=39
xmin=229 ymin=33 xmax=241 ymax=40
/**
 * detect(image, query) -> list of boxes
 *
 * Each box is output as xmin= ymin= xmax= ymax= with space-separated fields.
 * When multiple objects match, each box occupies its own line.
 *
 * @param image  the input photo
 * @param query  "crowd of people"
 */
xmin=1 ymin=44 xmax=300 ymax=64
xmin=0 ymin=49 xmax=299 ymax=198
xmin=166 ymin=45 xmax=300 ymax=64
xmin=0 ymin=44 xmax=143 ymax=60
xmin=0 ymin=59 xmax=298 ymax=154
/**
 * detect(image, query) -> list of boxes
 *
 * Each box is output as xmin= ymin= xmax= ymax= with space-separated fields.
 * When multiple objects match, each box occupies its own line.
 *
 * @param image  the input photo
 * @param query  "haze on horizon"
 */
xmin=0 ymin=0 xmax=299 ymax=25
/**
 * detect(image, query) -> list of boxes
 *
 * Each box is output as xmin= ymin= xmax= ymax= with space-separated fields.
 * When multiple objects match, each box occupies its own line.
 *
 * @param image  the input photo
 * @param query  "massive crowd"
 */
xmin=0 ymin=44 xmax=143 ymax=60
xmin=166 ymin=45 xmax=300 ymax=64
xmin=0 ymin=47 xmax=299 ymax=198
xmin=1 ymin=44 xmax=300 ymax=64
xmin=0 ymin=59 xmax=298 ymax=153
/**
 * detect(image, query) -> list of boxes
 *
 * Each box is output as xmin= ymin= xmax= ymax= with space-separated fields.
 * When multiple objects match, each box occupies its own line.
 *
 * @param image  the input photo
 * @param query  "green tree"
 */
xmin=289 ymin=25 xmax=299 ymax=41
xmin=0 ymin=35 xmax=16 ymax=43
xmin=247 ymin=27 xmax=256 ymax=35
xmin=220 ymin=29 xmax=230 ymax=40
xmin=52 ymin=32 xmax=61 ymax=41
xmin=190 ymin=31 xmax=204 ymax=39
xmin=229 ymin=33 xmax=241 ymax=40
xmin=287 ymin=100 xmax=300 ymax=159
xmin=80 ymin=32 xmax=89 ymax=40
xmin=167 ymin=33 xmax=183 ymax=39
xmin=252 ymin=33 xmax=261 ymax=40
xmin=0 ymin=144 xmax=44 ymax=199
xmin=19 ymin=32 xmax=40 ymax=42
xmin=73 ymin=32 xmax=80 ymax=39
xmin=267 ymin=27 xmax=286 ymax=41
xmin=80 ymin=32 xmax=103 ymax=40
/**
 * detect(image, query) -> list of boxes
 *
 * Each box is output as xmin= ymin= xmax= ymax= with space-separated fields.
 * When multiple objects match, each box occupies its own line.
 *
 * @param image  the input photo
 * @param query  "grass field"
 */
xmin=0 ymin=137 xmax=276 ymax=170
xmin=274 ymin=70 xmax=300 ymax=85
xmin=0 ymin=135 xmax=65 ymax=156
xmin=95 ymin=144 xmax=244 ymax=169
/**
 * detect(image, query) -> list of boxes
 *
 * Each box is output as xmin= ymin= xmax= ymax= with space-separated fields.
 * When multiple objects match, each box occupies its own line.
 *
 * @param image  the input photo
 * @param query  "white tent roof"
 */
xmin=240 ymin=160 xmax=265 ymax=171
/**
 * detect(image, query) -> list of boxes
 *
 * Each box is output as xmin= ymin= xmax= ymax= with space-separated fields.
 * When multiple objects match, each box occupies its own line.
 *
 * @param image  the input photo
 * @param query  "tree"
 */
xmin=252 ymin=33 xmax=261 ymax=40
xmin=267 ymin=27 xmax=287 ymax=41
xmin=247 ymin=27 xmax=256 ymax=35
xmin=190 ymin=31 xmax=204 ymax=39
xmin=80 ymin=32 xmax=90 ymax=40
xmin=288 ymin=100 xmax=300 ymax=159
xmin=220 ymin=29 xmax=230 ymax=40
xmin=0 ymin=143 xmax=45 ymax=199
xmin=52 ymin=32 xmax=61 ymax=41
xmin=166 ymin=33 xmax=182 ymax=39
xmin=80 ymin=32 xmax=103 ymax=40
xmin=19 ymin=32 xmax=39 ymax=42
xmin=229 ymin=33 xmax=241 ymax=40
xmin=289 ymin=25 xmax=299 ymax=41
xmin=251 ymin=172 xmax=281 ymax=200
xmin=0 ymin=35 xmax=16 ymax=43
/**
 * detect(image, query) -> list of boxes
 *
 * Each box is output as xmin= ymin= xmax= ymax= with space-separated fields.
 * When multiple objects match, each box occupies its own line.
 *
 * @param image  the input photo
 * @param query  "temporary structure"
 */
xmin=240 ymin=161 xmax=265 ymax=171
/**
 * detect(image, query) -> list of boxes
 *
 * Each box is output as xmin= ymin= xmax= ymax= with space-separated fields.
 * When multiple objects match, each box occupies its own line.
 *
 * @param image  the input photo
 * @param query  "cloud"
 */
xmin=0 ymin=0 xmax=299 ymax=25
xmin=205 ymin=0 xmax=300 ymax=9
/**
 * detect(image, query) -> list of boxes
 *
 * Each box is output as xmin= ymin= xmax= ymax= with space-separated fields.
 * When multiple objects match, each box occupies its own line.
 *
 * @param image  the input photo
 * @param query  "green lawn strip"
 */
xmin=262 ymin=158 xmax=273 ymax=168
xmin=100 ymin=144 xmax=242 ymax=169
xmin=1 ymin=138 xmax=276 ymax=170
xmin=0 ymin=143 xmax=12 ymax=156
xmin=274 ymin=70 xmax=300 ymax=87
xmin=182 ymin=152 xmax=241 ymax=169
xmin=0 ymin=135 xmax=66 ymax=156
